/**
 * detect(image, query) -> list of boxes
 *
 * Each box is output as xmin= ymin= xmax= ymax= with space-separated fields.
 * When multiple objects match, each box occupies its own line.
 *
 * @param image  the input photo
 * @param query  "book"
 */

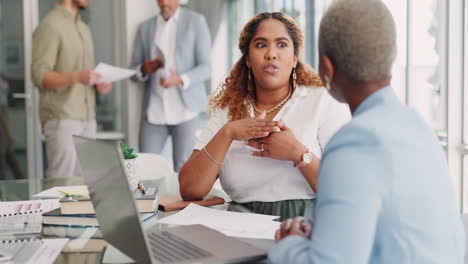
xmin=43 ymin=208 xmax=157 ymax=226
xmin=60 ymin=187 xmax=159 ymax=215
xmin=62 ymin=238 xmax=108 ymax=253
xmin=159 ymin=195 xmax=225 ymax=212
xmin=42 ymin=225 xmax=103 ymax=239
xmin=41 ymin=211 xmax=157 ymax=239
xmin=33 ymin=185 xmax=88 ymax=199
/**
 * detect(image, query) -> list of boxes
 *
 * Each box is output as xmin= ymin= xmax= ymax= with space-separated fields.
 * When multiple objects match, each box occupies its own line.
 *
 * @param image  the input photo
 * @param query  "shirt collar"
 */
xmin=158 ymin=8 xmax=180 ymax=24
xmin=55 ymin=4 xmax=81 ymax=22
xmin=353 ymin=85 xmax=396 ymax=116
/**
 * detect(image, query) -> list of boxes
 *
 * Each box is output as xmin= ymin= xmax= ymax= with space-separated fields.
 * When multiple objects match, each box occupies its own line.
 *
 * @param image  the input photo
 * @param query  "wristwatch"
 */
xmin=294 ymin=149 xmax=313 ymax=168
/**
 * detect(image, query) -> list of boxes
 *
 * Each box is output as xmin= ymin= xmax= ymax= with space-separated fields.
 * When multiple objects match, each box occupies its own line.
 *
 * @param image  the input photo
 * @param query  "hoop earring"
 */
xmin=292 ymin=67 xmax=297 ymax=89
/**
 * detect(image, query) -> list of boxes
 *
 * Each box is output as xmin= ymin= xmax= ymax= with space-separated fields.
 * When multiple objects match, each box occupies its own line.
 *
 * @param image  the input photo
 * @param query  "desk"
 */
xmin=0 ymin=176 xmax=274 ymax=264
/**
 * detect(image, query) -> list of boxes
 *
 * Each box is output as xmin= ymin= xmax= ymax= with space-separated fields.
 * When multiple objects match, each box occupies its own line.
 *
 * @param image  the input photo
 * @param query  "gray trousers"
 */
xmin=139 ymin=118 xmax=198 ymax=172
xmin=43 ymin=119 xmax=96 ymax=178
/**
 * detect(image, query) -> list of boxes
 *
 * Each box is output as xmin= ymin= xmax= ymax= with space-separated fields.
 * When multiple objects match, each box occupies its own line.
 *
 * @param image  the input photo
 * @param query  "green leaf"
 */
xmin=120 ymin=142 xmax=138 ymax=159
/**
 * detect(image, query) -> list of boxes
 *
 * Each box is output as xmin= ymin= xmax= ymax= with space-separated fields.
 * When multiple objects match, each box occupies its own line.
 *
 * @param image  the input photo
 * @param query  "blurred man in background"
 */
xmin=131 ymin=0 xmax=211 ymax=171
xmin=32 ymin=0 xmax=112 ymax=178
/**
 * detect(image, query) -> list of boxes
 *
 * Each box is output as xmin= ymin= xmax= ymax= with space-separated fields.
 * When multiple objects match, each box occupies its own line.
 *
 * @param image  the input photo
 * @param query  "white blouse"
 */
xmin=194 ymin=86 xmax=351 ymax=203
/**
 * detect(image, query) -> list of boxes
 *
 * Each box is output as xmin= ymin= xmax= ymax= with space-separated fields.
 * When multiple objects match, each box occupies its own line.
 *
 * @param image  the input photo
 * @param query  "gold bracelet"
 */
xmin=203 ymin=147 xmax=223 ymax=165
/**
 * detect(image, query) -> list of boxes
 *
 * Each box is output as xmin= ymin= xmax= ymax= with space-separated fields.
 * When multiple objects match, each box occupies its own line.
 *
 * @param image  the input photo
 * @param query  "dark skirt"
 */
xmin=228 ymin=199 xmax=315 ymax=222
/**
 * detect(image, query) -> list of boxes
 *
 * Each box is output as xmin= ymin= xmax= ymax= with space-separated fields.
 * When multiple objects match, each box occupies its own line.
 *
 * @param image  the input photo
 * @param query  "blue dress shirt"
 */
xmin=269 ymin=86 xmax=465 ymax=263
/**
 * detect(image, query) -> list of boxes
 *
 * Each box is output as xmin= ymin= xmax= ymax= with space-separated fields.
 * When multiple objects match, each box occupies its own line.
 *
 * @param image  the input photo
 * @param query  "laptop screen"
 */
xmin=73 ymin=136 xmax=152 ymax=263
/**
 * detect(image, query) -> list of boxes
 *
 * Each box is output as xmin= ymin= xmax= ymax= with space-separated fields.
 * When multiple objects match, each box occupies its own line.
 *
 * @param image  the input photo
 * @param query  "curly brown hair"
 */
xmin=209 ymin=12 xmax=323 ymax=121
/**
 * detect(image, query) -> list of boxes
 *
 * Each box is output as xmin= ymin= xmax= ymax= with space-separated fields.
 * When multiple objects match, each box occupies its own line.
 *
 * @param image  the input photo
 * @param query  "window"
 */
xmin=313 ymin=0 xmax=466 ymax=210
xmin=462 ymin=0 xmax=468 ymax=211
xmin=315 ymin=0 xmax=446 ymax=131
xmin=406 ymin=0 xmax=447 ymax=136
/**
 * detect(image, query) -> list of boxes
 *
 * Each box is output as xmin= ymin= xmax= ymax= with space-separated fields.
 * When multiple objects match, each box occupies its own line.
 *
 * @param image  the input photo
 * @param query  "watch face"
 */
xmin=303 ymin=153 xmax=312 ymax=163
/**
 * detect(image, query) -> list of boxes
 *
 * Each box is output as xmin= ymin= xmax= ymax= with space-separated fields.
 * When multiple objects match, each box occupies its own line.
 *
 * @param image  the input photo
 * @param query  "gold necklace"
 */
xmin=253 ymin=88 xmax=292 ymax=114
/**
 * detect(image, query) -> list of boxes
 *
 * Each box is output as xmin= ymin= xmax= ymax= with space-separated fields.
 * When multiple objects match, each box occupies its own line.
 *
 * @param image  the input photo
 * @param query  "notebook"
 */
xmin=0 ymin=200 xmax=59 ymax=237
xmin=42 ymin=208 xmax=157 ymax=226
xmin=159 ymin=195 xmax=225 ymax=212
xmin=33 ymin=185 xmax=88 ymax=199
xmin=59 ymin=187 xmax=159 ymax=215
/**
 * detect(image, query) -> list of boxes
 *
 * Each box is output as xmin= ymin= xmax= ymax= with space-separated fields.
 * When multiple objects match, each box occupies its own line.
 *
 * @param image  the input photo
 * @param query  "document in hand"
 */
xmin=94 ymin=63 xmax=136 ymax=83
xmin=157 ymin=203 xmax=281 ymax=240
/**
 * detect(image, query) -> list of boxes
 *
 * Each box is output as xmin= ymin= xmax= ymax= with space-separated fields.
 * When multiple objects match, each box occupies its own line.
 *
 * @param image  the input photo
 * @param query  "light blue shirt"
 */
xmin=268 ymin=86 xmax=465 ymax=263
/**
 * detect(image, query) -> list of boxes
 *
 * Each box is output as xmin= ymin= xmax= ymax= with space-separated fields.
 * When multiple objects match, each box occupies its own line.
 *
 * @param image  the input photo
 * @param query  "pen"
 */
xmin=138 ymin=183 xmax=146 ymax=195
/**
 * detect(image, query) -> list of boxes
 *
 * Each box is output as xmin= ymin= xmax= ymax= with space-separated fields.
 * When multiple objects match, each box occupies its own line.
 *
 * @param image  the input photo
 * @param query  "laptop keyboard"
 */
xmin=148 ymin=231 xmax=213 ymax=263
xmin=0 ymin=239 xmax=42 ymax=263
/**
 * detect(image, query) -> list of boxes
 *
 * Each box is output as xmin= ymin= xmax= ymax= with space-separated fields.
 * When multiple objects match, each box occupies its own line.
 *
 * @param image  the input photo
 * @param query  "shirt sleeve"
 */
xmin=180 ymin=74 xmax=191 ymax=90
xmin=31 ymin=24 xmax=61 ymax=89
xmin=193 ymin=109 xmax=228 ymax=150
xmin=134 ymin=64 xmax=149 ymax=82
xmin=268 ymin=124 xmax=384 ymax=263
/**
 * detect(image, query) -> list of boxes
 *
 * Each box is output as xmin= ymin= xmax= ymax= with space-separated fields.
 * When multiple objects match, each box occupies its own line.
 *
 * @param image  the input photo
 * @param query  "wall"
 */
xmin=124 ymin=0 xmax=158 ymax=150
xmin=1 ymin=0 xmax=24 ymax=78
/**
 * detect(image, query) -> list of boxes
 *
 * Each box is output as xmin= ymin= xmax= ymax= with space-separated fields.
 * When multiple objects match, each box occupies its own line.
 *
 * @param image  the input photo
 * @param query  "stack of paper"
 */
xmin=158 ymin=203 xmax=281 ymax=240
xmin=0 ymin=238 xmax=69 ymax=264
xmin=0 ymin=199 xmax=59 ymax=215
xmin=0 ymin=199 xmax=60 ymax=236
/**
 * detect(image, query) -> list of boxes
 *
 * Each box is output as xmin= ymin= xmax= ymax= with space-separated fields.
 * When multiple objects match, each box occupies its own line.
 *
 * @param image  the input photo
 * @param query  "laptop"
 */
xmin=73 ymin=136 xmax=267 ymax=264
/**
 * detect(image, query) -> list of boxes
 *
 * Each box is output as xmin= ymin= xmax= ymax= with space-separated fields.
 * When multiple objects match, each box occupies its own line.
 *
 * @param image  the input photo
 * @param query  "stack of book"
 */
xmin=41 ymin=187 xmax=159 ymax=252
xmin=59 ymin=187 xmax=160 ymax=215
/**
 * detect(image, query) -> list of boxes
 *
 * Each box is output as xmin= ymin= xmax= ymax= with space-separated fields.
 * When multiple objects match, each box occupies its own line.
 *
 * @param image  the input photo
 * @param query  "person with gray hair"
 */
xmin=268 ymin=0 xmax=465 ymax=263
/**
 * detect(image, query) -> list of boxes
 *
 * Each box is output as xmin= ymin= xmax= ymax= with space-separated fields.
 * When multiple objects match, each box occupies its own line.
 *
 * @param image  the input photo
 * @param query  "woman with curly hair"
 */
xmin=179 ymin=12 xmax=349 ymax=221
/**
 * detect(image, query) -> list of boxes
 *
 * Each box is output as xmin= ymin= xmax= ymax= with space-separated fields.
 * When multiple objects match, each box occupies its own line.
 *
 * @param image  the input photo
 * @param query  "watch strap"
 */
xmin=294 ymin=149 xmax=312 ymax=168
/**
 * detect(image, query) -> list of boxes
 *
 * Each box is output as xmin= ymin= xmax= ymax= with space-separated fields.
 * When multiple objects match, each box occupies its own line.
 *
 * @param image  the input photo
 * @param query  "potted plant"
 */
xmin=120 ymin=142 xmax=139 ymax=190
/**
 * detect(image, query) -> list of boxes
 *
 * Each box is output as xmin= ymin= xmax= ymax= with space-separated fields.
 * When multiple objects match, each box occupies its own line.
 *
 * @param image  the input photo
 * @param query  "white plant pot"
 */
xmin=124 ymin=158 xmax=139 ymax=191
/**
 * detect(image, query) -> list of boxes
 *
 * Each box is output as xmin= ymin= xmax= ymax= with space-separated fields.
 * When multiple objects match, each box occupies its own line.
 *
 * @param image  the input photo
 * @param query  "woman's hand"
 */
xmin=223 ymin=112 xmax=282 ymax=141
xmin=247 ymin=121 xmax=307 ymax=162
xmin=275 ymin=217 xmax=312 ymax=242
